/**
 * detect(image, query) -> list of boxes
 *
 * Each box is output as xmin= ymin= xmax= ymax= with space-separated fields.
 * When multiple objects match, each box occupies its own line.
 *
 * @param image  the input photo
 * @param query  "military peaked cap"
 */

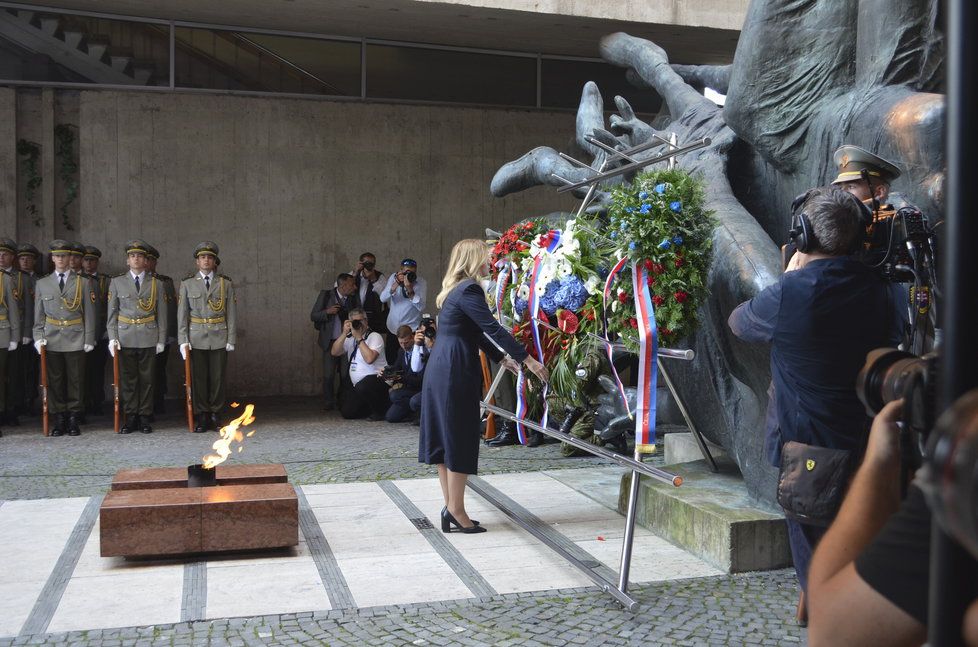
xmin=831 ymin=145 xmax=902 ymax=185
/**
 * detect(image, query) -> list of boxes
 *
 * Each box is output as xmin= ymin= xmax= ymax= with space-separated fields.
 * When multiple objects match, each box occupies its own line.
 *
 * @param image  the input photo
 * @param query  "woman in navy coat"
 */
xmin=420 ymin=239 xmax=548 ymax=533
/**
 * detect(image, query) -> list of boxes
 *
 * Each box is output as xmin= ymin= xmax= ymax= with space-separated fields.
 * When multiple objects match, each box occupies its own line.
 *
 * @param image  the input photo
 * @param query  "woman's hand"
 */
xmin=501 ymin=357 xmax=521 ymax=375
xmin=524 ymin=356 xmax=549 ymax=383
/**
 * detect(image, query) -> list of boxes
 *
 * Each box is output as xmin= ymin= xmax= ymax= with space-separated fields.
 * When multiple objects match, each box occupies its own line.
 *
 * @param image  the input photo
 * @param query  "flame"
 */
xmin=202 ymin=404 xmax=256 ymax=469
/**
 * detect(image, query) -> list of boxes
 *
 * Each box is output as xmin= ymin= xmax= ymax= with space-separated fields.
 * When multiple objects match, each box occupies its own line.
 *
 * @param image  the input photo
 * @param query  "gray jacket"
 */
xmin=0 ymin=271 xmax=21 ymax=348
xmin=177 ymin=273 xmax=237 ymax=350
xmin=107 ymin=273 xmax=168 ymax=349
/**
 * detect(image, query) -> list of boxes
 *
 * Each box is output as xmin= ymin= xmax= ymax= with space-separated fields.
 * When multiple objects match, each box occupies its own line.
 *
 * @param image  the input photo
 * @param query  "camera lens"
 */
xmin=406 ymin=271 xmax=417 ymax=283
xmin=351 ymin=320 xmax=363 ymax=330
xmin=363 ymin=261 xmax=374 ymax=269
xmin=856 ymin=348 xmax=937 ymax=439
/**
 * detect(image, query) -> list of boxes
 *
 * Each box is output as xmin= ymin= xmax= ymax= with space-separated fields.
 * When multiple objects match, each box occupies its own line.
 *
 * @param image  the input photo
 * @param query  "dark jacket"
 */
xmin=310 ymin=288 xmax=359 ymax=350
xmin=728 ymin=257 xmax=902 ymax=466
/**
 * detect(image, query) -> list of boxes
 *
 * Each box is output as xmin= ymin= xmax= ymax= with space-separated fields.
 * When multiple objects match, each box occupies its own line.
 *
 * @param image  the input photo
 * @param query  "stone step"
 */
xmin=664 ymin=431 xmax=728 ymax=464
xmin=37 ymin=14 xmax=60 ymax=36
xmin=618 ymin=458 xmax=791 ymax=573
xmin=62 ymin=29 xmax=85 ymax=50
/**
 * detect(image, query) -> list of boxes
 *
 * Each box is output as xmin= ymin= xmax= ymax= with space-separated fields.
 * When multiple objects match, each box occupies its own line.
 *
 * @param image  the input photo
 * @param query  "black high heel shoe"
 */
xmin=441 ymin=507 xmax=486 ymax=533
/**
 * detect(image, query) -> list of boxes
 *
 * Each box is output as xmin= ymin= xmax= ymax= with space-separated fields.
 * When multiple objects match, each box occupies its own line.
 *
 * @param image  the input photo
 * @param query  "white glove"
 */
xmin=156 ymin=343 xmax=165 ymax=354
xmin=21 ymin=337 xmax=30 ymax=345
xmin=7 ymin=341 xmax=16 ymax=352
xmin=34 ymin=339 xmax=46 ymax=354
xmin=108 ymin=339 xmax=120 ymax=358
xmin=179 ymin=342 xmax=191 ymax=360
xmin=83 ymin=344 xmax=94 ymax=353
xmin=226 ymin=343 xmax=235 ymax=352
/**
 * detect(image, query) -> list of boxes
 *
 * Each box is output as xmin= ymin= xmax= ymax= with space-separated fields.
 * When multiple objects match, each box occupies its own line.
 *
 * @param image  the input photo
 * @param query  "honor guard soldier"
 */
xmin=178 ymin=242 xmax=236 ymax=433
xmin=0 ymin=242 xmax=20 ymax=437
xmin=0 ymin=238 xmax=30 ymax=425
xmin=145 ymin=244 xmax=177 ymax=414
xmin=17 ymin=243 xmax=41 ymax=415
xmin=68 ymin=242 xmax=85 ymax=274
xmin=830 ymin=144 xmax=902 ymax=208
xmin=33 ymin=240 xmax=96 ymax=437
xmin=107 ymin=241 xmax=167 ymax=434
xmin=82 ymin=246 xmax=110 ymax=416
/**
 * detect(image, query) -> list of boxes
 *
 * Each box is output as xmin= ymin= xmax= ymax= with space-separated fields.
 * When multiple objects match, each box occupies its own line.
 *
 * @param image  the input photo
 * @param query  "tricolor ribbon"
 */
xmin=631 ymin=262 xmax=659 ymax=453
xmin=520 ymin=255 xmax=550 ymax=440
xmin=601 ymin=256 xmax=632 ymax=417
xmin=494 ymin=260 xmax=511 ymax=321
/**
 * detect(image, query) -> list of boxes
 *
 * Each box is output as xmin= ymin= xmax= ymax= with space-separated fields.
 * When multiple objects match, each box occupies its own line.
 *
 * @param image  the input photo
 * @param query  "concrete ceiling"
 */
xmin=20 ymin=0 xmax=741 ymax=64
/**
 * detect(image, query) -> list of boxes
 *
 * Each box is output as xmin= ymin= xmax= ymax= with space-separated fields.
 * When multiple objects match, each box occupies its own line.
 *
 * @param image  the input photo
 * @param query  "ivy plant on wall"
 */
xmin=16 ymin=139 xmax=42 ymax=227
xmin=54 ymin=124 xmax=78 ymax=231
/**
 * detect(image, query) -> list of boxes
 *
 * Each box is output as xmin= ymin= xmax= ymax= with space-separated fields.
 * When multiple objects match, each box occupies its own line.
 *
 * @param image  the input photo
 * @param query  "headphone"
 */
xmin=788 ymin=187 xmax=873 ymax=255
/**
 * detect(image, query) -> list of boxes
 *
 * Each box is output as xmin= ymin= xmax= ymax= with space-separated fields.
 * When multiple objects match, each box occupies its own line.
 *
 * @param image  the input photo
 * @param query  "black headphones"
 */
xmin=788 ymin=187 xmax=873 ymax=255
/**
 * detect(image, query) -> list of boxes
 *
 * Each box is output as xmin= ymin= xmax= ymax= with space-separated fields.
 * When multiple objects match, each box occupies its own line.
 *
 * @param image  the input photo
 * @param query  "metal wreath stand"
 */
xmin=475 ymin=135 xmax=714 ymax=610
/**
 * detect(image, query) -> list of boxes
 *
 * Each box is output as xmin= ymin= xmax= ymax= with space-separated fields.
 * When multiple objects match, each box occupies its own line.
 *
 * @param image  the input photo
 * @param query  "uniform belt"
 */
xmin=119 ymin=314 xmax=156 ymax=325
xmin=46 ymin=316 xmax=83 ymax=327
xmin=191 ymin=316 xmax=226 ymax=324
xmin=0 ymin=314 xmax=6 ymax=321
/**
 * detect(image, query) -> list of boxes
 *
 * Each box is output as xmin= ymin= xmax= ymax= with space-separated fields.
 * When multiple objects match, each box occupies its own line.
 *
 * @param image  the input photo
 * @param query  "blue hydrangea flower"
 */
xmin=514 ymin=297 xmax=528 ymax=317
xmin=672 ymin=235 xmax=684 ymax=246
xmin=658 ymin=238 xmax=672 ymax=250
xmin=610 ymin=231 xmax=618 ymax=239
xmin=654 ymin=183 xmax=667 ymax=194
xmin=638 ymin=191 xmax=648 ymax=200
xmin=629 ymin=242 xmax=637 ymax=251
xmin=539 ymin=281 xmax=562 ymax=316
xmin=597 ymin=265 xmax=609 ymax=279
xmin=638 ymin=203 xmax=652 ymax=215
xmin=553 ymin=276 xmax=589 ymax=312
xmin=670 ymin=201 xmax=682 ymax=213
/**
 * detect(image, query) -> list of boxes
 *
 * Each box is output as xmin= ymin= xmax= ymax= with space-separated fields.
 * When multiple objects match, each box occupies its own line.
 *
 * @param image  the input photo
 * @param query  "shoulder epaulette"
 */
xmin=184 ymin=273 xmax=196 ymax=281
xmin=112 ymin=272 xmax=128 ymax=279
xmin=155 ymin=273 xmax=172 ymax=282
xmin=220 ymin=275 xmax=232 ymax=282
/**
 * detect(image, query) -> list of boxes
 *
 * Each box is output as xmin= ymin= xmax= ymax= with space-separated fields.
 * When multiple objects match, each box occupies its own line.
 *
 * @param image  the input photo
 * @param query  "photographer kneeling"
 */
xmin=331 ymin=308 xmax=389 ymax=420
xmin=383 ymin=324 xmax=428 ymax=423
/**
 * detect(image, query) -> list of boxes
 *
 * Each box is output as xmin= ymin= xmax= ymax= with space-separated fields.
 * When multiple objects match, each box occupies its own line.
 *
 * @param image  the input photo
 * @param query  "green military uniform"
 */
xmin=177 ymin=242 xmax=236 ymax=432
xmin=0 ymin=238 xmax=31 ymax=424
xmin=33 ymin=240 xmax=97 ymax=436
xmin=107 ymin=240 xmax=167 ymax=434
xmin=145 ymin=244 xmax=177 ymax=414
xmin=16 ymin=243 xmax=40 ymax=415
xmin=82 ymin=246 xmax=110 ymax=416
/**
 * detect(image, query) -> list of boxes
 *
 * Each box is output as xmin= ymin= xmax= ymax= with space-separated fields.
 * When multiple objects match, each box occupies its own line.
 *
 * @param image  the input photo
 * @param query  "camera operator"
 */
xmin=311 ymin=274 xmax=359 ymax=411
xmin=383 ymin=324 xmax=427 ymax=423
xmin=728 ymin=186 xmax=904 ymax=621
xmin=353 ymin=252 xmax=387 ymax=334
xmin=380 ymin=258 xmax=426 ymax=363
xmin=330 ymin=308 xmax=389 ymax=420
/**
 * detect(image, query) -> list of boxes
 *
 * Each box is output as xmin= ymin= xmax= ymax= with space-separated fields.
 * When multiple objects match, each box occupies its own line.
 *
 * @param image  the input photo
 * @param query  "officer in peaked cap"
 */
xmin=33 ymin=240 xmax=97 ymax=436
xmin=67 ymin=242 xmax=85 ymax=274
xmin=831 ymin=144 xmax=902 ymax=206
xmin=16 ymin=243 xmax=41 ymax=415
xmin=0 ymin=238 xmax=32 ymax=425
xmin=81 ymin=245 xmax=110 ymax=417
xmin=178 ymin=241 xmax=237 ymax=433
xmin=107 ymin=240 xmax=166 ymax=434
xmin=144 ymin=244 xmax=177 ymax=415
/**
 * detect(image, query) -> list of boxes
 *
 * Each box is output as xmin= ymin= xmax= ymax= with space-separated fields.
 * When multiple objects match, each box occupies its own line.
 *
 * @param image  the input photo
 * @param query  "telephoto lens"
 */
xmin=406 ymin=271 xmax=417 ymax=283
xmin=856 ymin=348 xmax=938 ymax=439
xmin=351 ymin=320 xmax=363 ymax=331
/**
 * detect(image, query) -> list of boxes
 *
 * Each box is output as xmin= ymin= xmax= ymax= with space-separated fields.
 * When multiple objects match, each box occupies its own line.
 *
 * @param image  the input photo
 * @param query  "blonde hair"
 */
xmin=436 ymin=239 xmax=488 ymax=309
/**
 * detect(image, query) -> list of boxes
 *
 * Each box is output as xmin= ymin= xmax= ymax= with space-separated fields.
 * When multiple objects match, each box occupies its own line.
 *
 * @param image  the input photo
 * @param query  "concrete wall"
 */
xmin=3 ymin=89 xmax=578 ymax=396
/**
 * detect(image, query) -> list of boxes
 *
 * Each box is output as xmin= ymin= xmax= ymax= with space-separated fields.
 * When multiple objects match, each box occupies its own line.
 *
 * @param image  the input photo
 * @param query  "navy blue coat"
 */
xmin=729 ymin=257 xmax=902 ymax=466
xmin=419 ymin=280 xmax=528 ymax=474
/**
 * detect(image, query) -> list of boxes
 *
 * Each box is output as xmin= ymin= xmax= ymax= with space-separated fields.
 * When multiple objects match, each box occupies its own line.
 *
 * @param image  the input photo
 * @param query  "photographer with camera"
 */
xmin=330 ymin=308 xmax=389 ymax=420
xmin=382 ymin=324 xmax=429 ymax=423
xmin=728 ymin=186 xmax=903 ymax=621
xmin=311 ymin=273 xmax=359 ymax=411
xmin=353 ymin=252 xmax=387 ymax=333
xmin=380 ymin=258 xmax=426 ymax=363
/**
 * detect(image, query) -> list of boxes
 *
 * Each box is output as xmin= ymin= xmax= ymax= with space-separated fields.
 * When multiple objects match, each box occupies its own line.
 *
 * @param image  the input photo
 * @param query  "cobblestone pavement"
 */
xmin=0 ymin=571 xmax=804 ymax=647
xmin=0 ymin=397 xmax=806 ymax=646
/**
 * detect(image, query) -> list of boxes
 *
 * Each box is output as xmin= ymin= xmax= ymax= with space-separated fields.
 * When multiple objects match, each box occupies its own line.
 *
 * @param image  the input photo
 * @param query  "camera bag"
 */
xmin=777 ymin=441 xmax=854 ymax=526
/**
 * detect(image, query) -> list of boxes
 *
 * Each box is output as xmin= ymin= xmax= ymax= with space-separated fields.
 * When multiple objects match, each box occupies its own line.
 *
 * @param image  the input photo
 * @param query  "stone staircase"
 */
xmin=0 ymin=8 xmax=160 ymax=85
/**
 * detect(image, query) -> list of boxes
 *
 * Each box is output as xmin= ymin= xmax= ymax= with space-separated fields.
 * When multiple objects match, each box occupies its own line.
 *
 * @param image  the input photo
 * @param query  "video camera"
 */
xmin=420 ymin=314 xmax=436 ymax=339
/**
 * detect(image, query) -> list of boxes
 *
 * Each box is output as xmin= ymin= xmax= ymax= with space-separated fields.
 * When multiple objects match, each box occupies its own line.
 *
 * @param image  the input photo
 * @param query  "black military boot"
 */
xmin=120 ymin=413 xmax=135 ymax=434
xmin=140 ymin=415 xmax=153 ymax=434
xmin=209 ymin=412 xmax=222 ymax=431
xmin=50 ymin=413 xmax=66 ymax=437
xmin=486 ymin=420 xmax=519 ymax=447
xmin=67 ymin=413 xmax=81 ymax=436
xmin=193 ymin=413 xmax=207 ymax=433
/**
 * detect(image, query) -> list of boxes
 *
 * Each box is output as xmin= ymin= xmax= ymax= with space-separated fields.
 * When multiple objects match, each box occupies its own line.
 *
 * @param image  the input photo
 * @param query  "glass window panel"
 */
xmin=0 ymin=10 xmax=168 ymax=85
xmin=366 ymin=44 xmax=536 ymax=107
xmin=541 ymin=59 xmax=661 ymax=115
xmin=174 ymin=27 xmax=360 ymax=96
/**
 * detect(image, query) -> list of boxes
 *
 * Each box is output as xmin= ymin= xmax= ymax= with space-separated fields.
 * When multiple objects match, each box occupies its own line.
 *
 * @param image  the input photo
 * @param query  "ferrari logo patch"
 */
xmin=806 ymin=459 xmax=816 ymax=471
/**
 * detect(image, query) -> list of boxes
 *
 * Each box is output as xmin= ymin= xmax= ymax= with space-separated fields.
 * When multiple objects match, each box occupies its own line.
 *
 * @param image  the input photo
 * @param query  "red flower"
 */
xmin=556 ymin=309 xmax=580 ymax=335
xmin=658 ymin=327 xmax=673 ymax=336
xmin=643 ymin=259 xmax=654 ymax=272
xmin=647 ymin=276 xmax=656 ymax=287
xmin=652 ymin=263 xmax=666 ymax=275
xmin=617 ymin=291 xmax=628 ymax=304
xmin=629 ymin=317 xmax=638 ymax=329
xmin=652 ymin=295 xmax=665 ymax=307
xmin=674 ymin=291 xmax=689 ymax=303
xmin=674 ymin=258 xmax=684 ymax=268
xmin=584 ymin=308 xmax=596 ymax=321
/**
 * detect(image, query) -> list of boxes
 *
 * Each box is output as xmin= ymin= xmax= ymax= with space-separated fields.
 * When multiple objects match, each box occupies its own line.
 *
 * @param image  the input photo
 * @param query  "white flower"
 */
xmin=611 ymin=300 xmax=619 ymax=313
xmin=518 ymin=284 xmax=530 ymax=300
xmin=557 ymin=261 xmax=572 ymax=277
xmin=585 ymin=276 xmax=601 ymax=295
xmin=535 ymin=282 xmax=548 ymax=298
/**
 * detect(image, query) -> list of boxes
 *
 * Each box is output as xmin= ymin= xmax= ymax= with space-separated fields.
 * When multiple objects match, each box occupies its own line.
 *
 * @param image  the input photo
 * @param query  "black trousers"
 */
xmin=46 ymin=350 xmax=84 ymax=414
xmin=119 ymin=347 xmax=155 ymax=415
xmin=385 ymin=385 xmax=419 ymax=422
xmin=84 ymin=338 xmax=109 ymax=412
xmin=5 ymin=343 xmax=20 ymax=413
xmin=153 ymin=344 xmax=170 ymax=411
xmin=340 ymin=375 xmax=390 ymax=419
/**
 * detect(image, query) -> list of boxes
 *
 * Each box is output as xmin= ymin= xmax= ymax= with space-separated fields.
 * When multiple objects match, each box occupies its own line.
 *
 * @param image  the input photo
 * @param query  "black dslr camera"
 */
xmin=421 ymin=314 xmax=436 ymax=339
xmin=404 ymin=270 xmax=417 ymax=283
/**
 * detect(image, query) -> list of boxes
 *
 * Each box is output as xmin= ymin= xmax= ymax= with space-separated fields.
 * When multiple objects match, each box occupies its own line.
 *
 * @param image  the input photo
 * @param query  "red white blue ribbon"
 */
xmin=631 ymin=261 xmax=659 ymax=452
xmin=521 ymin=255 xmax=550 ymax=440
xmin=494 ymin=260 xmax=511 ymax=321
xmin=601 ymin=256 xmax=632 ymax=418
